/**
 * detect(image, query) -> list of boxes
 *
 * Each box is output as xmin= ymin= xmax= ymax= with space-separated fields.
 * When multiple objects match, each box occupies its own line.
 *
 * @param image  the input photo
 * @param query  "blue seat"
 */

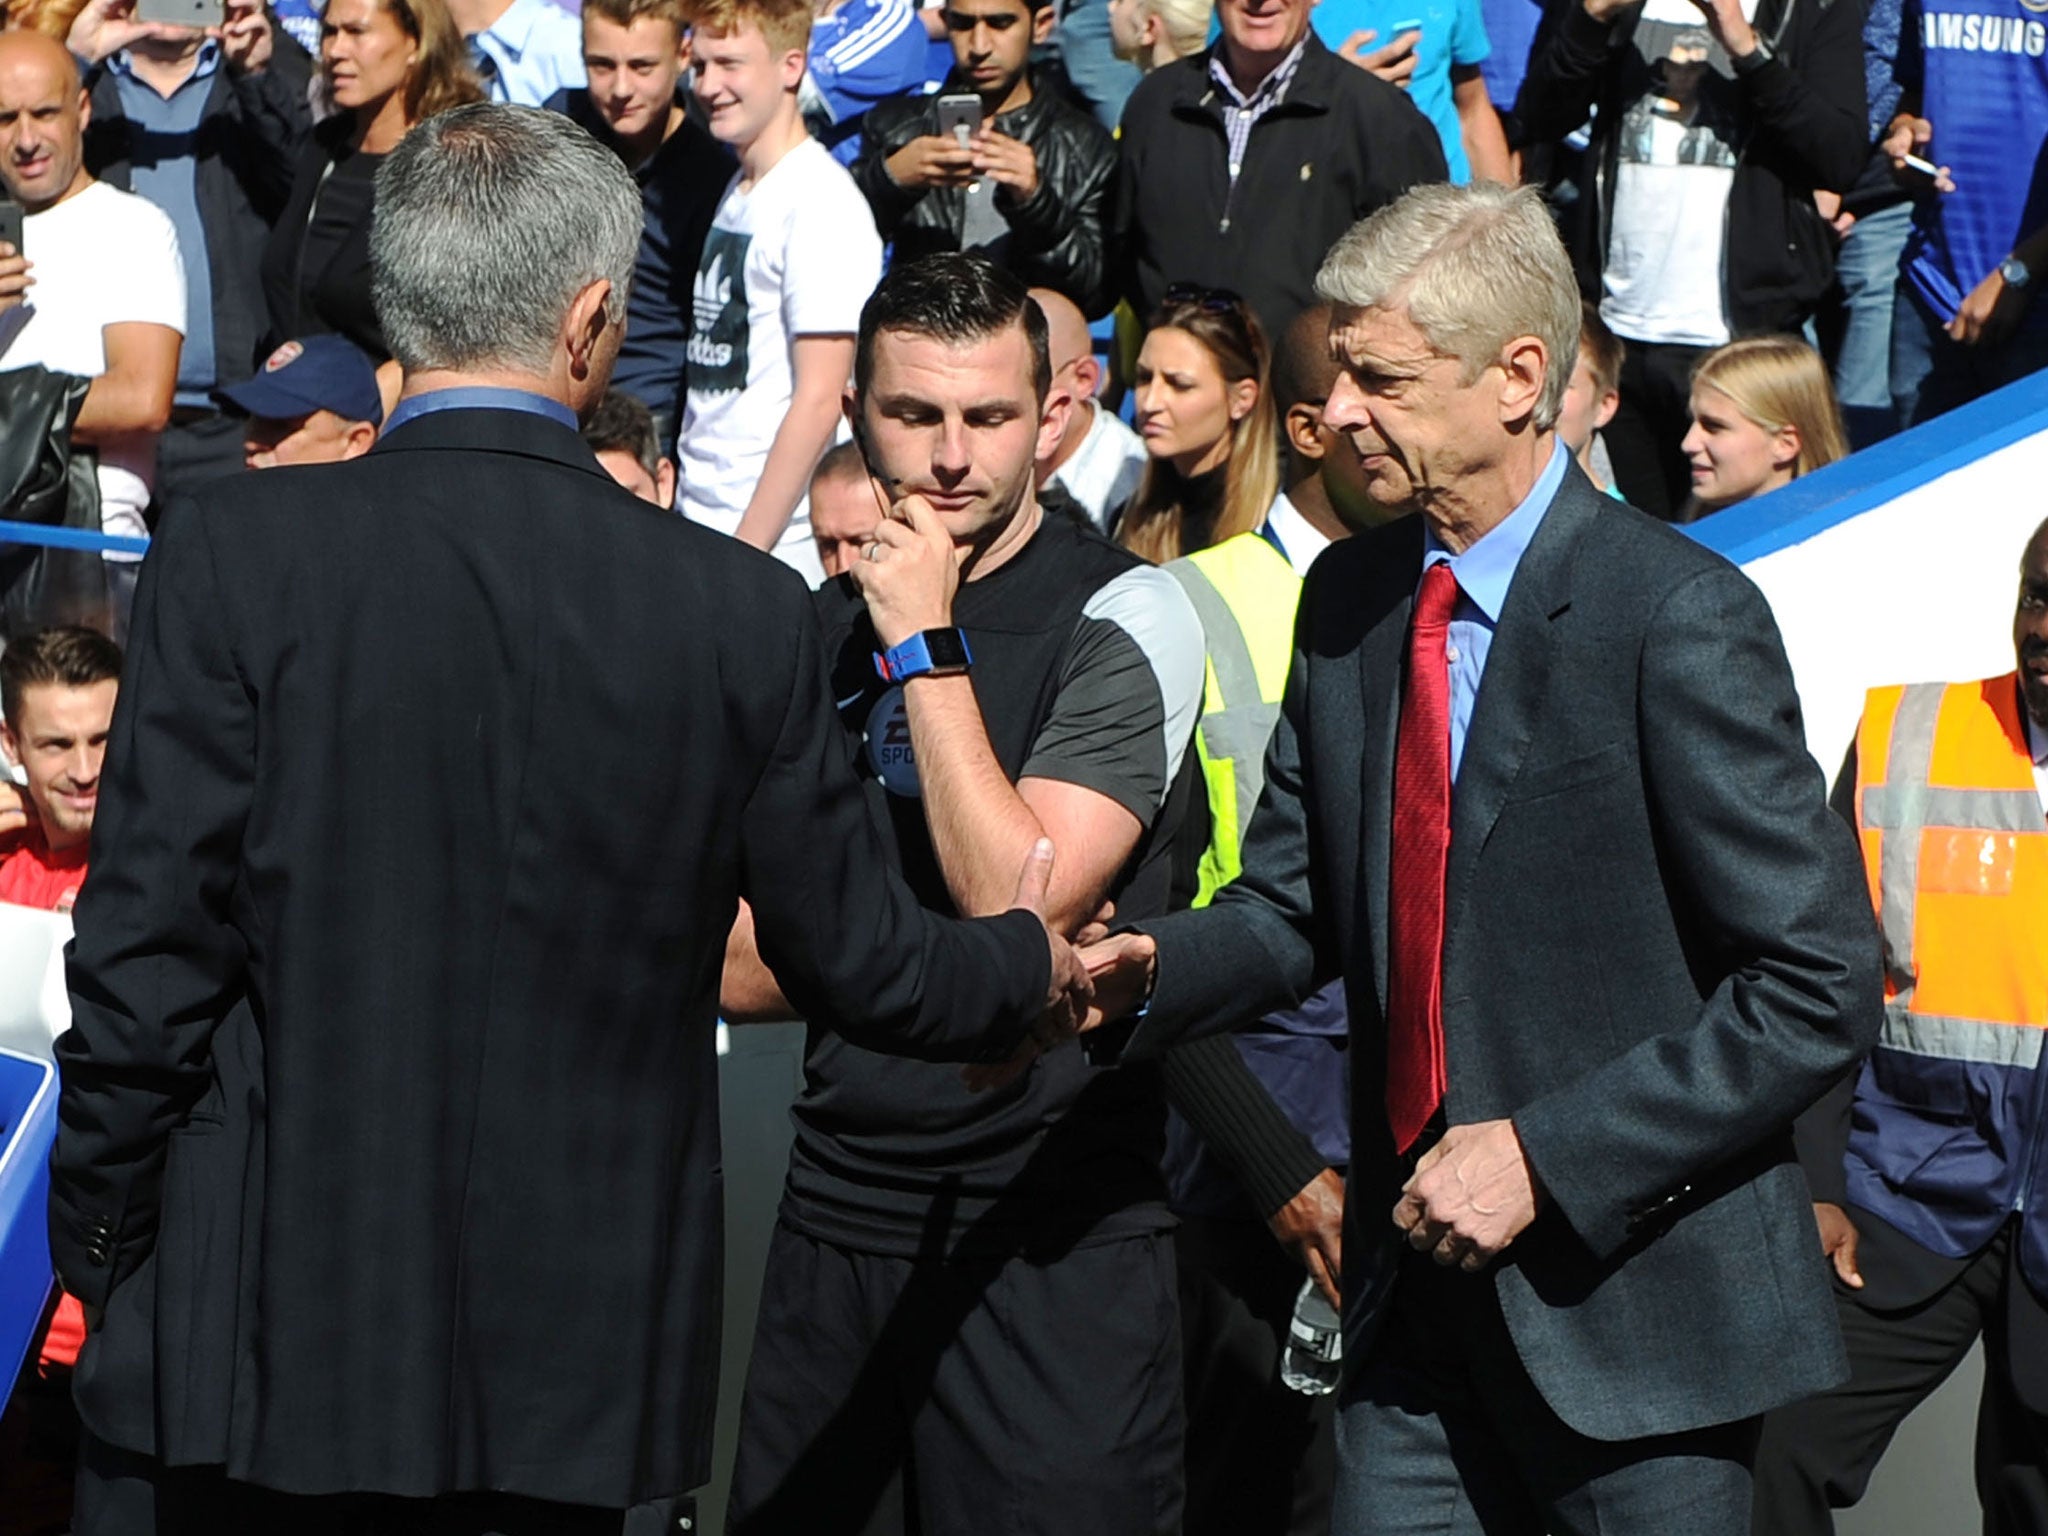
xmin=0 ymin=1047 xmax=57 ymax=1390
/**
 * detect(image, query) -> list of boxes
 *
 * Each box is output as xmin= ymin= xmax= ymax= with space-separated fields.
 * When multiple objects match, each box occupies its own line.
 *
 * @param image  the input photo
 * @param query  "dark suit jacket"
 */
xmin=47 ymin=407 xmax=1051 ymax=1505
xmin=1124 ymin=464 xmax=1884 ymax=1442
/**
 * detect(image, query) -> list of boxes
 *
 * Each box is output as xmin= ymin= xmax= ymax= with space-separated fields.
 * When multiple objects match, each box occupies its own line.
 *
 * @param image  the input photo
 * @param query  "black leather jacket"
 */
xmin=0 ymin=366 xmax=110 ymax=638
xmin=852 ymin=72 xmax=1118 ymax=317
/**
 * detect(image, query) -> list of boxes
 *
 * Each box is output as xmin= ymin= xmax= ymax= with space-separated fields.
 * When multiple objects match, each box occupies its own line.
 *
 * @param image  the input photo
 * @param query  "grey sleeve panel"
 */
xmin=1019 ymin=563 xmax=1206 ymax=821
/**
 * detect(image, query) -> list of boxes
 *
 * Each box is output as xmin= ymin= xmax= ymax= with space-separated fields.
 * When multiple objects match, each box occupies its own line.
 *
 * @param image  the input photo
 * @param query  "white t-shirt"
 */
xmin=1262 ymin=491 xmax=1332 ymax=580
xmin=1599 ymin=0 xmax=1757 ymax=348
xmin=678 ymin=137 xmax=882 ymax=586
xmin=2 ymin=181 xmax=185 ymax=556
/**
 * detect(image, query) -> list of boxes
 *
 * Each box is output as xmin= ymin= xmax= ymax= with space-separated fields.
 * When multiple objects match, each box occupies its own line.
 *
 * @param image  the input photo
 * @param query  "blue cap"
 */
xmin=218 ymin=336 xmax=385 ymax=427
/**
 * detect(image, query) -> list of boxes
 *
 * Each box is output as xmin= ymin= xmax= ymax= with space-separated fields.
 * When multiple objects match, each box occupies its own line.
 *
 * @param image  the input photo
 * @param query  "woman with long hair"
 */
xmin=258 ymin=0 xmax=483 ymax=412
xmin=1117 ymin=286 xmax=1279 ymax=564
xmin=1680 ymin=335 xmax=1850 ymax=520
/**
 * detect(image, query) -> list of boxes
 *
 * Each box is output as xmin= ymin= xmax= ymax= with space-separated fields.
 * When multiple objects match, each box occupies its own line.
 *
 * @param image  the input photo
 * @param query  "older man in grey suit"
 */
xmin=1077 ymin=182 xmax=1884 ymax=1533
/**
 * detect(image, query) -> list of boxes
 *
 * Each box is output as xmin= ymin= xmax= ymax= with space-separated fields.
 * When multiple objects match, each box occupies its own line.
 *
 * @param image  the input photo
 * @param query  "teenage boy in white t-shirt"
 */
xmin=679 ymin=0 xmax=884 ymax=585
xmin=0 ymin=32 xmax=184 ymax=630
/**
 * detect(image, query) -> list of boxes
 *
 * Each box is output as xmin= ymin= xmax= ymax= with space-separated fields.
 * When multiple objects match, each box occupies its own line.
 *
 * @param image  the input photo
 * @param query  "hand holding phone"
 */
xmin=935 ymin=93 xmax=983 ymax=149
xmin=0 ymin=202 xmax=30 ymax=322
xmin=66 ymin=0 xmax=218 ymax=67
xmin=132 ymin=0 xmax=223 ymax=30
xmin=885 ymin=133 xmax=975 ymax=189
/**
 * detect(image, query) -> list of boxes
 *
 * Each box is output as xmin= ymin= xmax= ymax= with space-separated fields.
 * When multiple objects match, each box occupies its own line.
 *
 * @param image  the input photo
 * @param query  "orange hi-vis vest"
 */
xmin=1848 ymin=674 xmax=2048 ymax=1273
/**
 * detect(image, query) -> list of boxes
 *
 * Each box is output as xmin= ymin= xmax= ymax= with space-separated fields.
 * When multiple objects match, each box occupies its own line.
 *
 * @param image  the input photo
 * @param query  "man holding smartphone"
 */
xmin=64 ymin=0 xmax=316 ymax=501
xmin=850 ymin=0 xmax=1119 ymax=317
xmin=0 ymin=30 xmax=184 ymax=636
xmin=1877 ymin=0 xmax=2048 ymax=428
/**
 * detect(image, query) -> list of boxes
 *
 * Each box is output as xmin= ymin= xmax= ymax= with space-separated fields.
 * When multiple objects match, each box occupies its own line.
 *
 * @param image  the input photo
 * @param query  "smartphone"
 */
xmin=133 ymin=0 xmax=222 ymax=29
xmin=0 ymin=201 xmax=21 ymax=258
xmin=936 ymin=93 xmax=982 ymax=149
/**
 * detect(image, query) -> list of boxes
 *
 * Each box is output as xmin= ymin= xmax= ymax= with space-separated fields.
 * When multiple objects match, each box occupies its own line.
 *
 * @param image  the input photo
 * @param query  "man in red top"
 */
xmin=0 ymin=625 xmax=121 ymax=913
xmin=0 ymin=625 xmax=119 ymax=1526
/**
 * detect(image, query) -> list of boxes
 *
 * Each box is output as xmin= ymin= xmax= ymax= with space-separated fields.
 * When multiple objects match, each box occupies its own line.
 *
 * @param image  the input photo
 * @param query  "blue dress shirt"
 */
xmin=382 ymin=385 xmax=579 ymax=436
xmin=1419 ymin=439 xmax=1568 ymax=784
xmin=469 ymin=0 xmax=586 ymax=108
xmin=111 ymin=43 xmax=221 ymax=405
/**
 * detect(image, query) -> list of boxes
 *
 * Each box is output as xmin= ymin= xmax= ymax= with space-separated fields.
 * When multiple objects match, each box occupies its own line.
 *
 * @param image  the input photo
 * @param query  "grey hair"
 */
xmin=1314 ymin=182 xmax=1581 ymax=432
xmin=372 ymin=104 xmax=643 ymax=376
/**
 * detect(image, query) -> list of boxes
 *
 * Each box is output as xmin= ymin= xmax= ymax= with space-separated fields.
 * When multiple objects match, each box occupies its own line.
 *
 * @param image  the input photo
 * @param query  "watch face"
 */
xmin=923 ymin=629 xmax=971 ymax=670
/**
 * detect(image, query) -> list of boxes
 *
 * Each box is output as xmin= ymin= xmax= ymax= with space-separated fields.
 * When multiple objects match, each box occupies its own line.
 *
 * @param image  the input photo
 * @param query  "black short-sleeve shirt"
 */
xmin=776 ymin=511 xmax=1206 ymax=1259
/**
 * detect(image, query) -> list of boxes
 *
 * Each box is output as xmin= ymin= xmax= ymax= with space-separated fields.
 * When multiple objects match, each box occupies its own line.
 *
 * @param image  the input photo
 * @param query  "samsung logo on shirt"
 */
xmin=1921 ymin=11 xmax=2048 ymax=52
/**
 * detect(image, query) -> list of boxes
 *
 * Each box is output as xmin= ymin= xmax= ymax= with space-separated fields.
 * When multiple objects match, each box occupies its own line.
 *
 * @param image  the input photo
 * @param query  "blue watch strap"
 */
xmin=875 ymin=629 xmax=973 ymax=682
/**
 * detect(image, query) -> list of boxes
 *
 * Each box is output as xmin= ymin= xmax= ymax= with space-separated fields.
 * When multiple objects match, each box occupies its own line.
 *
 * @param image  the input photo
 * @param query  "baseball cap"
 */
xmin=217 ymin=336 xmax=385 ymax=427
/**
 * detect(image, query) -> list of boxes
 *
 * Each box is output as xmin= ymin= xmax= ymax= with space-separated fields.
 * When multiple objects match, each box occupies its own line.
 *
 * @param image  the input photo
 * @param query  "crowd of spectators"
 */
xmin=3 ymin=0 xmax=2048 ymax=1523
xmin=8 ymin=0 xmax=2042 ymax=586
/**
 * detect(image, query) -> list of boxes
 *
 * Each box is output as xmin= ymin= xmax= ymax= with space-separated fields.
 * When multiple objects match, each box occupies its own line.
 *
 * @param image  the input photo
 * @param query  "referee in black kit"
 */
xmin=722 ymin=254 xmax=1319 ymax=1534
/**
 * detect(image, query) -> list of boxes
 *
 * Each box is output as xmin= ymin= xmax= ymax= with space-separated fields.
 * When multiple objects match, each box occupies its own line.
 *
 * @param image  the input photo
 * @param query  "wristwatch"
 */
xmin=2001 ymin=255 xmax=2034 ymax=290
xmin=1732 ymin=33 xmax=1776 ymax=71
xmin=875 ymin=628 xmax=974 ymax=683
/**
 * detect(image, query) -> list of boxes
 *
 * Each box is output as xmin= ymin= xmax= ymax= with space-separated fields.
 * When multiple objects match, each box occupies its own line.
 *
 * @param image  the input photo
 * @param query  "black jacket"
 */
xmin=84 ymin=28 xmax=313 ymax=389
xmin=549 ymin=90 xmax=734 ymax=443
xmin=1121 ymin=466 xmax=1883 ymax=1441
xmin=1515 ymin=0 xmax=1869 ymax=335
xmin=1113 ymin=36 xmax=1447 ymax=345
xmin=0 ymin=367 xmax=108 ymax=639
xmin=852 ymin=73 xmax=1119 ymax=318
xmin=48 ymin=406 xmax=1055 ymax=1504
xmin=257 ymin=114 xmax=385 ymax=362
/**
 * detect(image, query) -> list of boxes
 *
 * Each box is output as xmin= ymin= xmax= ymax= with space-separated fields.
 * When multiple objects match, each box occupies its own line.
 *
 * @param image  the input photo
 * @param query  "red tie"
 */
xmin=1386 ymin=562 xmax=1459 ymax=1154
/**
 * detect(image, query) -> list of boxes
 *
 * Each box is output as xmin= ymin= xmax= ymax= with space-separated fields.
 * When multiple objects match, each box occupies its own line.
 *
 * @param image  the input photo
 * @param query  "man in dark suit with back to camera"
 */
xmin=47 ymin=101 xmax=1088 ymax=1536
xmin=1078 ymin=180 xmax=1884 ymax=1534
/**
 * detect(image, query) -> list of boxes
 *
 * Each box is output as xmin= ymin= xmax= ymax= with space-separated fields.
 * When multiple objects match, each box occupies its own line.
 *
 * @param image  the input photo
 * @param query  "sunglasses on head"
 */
xmin=1162 ymin=283 xmax=1246 ymax=315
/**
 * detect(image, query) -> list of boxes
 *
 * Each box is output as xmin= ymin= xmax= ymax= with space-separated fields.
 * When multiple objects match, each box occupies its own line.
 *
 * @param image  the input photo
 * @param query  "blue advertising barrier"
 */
xmin=0 ymin=519 xmax=149 ymax=558
xmin=1685 ymin=366 xmax=2048 ymax=567
xmin=0 ymin=1047 xmax=56 ymax=1392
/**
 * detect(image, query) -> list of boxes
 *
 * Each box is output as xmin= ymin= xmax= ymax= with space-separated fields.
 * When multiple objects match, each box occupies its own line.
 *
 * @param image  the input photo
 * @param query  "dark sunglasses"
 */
xmin=1162 ymin=283 xmax=1246 ymax=315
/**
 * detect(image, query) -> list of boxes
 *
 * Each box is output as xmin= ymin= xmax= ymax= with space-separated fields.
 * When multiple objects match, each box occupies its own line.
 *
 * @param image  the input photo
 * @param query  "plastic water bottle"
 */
xmin=1279 ymin=1277 xmax=1343 ymax=1396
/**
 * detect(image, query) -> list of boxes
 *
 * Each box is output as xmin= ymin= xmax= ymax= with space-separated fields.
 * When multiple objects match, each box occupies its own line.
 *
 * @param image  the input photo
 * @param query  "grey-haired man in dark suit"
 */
xmin=48 ymin=103 xmax=1087 ymax=1536
xmin=1076 ymin=181 xmax=1884 ymax=1534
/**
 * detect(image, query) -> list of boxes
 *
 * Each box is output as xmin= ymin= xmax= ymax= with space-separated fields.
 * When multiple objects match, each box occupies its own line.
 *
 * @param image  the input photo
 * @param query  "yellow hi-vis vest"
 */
xmin=1164 ymin=532 xmax=1303 ymax=909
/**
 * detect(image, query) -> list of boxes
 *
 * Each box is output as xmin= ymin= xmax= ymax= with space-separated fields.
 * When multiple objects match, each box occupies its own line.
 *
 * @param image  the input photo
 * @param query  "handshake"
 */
xmin=990 ymin=839 xmax=1159 ymax=1092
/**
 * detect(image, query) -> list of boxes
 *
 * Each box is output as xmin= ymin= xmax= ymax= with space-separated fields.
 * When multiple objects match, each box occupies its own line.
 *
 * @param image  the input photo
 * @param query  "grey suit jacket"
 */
xmin=1124 ymin=464 xmax=1883 ymax=1441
